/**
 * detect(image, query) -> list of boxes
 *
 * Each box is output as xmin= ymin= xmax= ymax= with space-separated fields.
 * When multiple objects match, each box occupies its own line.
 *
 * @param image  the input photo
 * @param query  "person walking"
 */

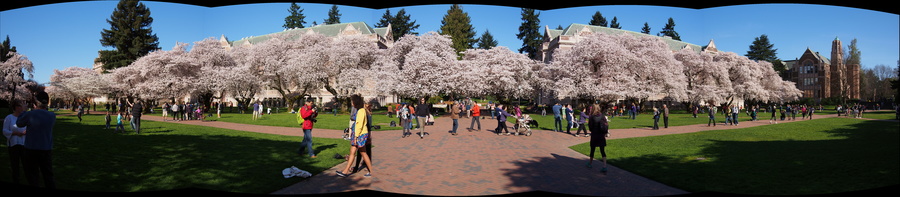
xmin=708 ymin=104 xmax=717 ymax=127
xmin=586 ymin=104 xmax=610 ymax=173
xmin=16 ymin=91 xmax=57 ymax=189
xmin=336 ymin=95 xmax=373 ymax=178
xmin=116 ymin=112 xmax=125 ymax=133
xmin=490 ymin=102 xmax=496 ymax=119
xmin=494 ymin=104 xmax=514 ymax=136
xmin=468 ymin=101 xmax=481 ymax=131
xmin=297 ymin=99 xmax=319 ymax=158
xmin=574 ymin=107 xmax=589 ymax=137
xmin=76 ymin=103 xmax=84 ymax=122
xmin=662 ymin=104 xmax=669 ymax=128
xmin=3 ymin=101 xmax=27 ymax=184
xmin=399 ymin=103 xmax=413 ymax=138
xmin=415 ymin=97 xmax=431 ymax=139
xmin=104 ymin=111 xmax=112 ymax=129
xmin=652 ymin=106 xmax=660 ymax=130
xmin=769 ymin=104 xmax=778 ymax=124
xmin=731 ymin=104 xmax=739 ymax=125
xmin=552 ymin=102 xmax=562 ymax=132
xmin=351 ymin=100 xmax=374 ymax=175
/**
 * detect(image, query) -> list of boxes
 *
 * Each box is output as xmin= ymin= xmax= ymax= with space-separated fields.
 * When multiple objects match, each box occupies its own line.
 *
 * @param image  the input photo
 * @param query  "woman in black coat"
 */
xmin=586 ymin=104 xmax=610 ymax=172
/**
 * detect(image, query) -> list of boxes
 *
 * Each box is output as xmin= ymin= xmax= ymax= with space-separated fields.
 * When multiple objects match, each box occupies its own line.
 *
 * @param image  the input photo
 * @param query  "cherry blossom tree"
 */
xmin=1 ymin=52 xmax=34 ymax=104
xmin=541 ymin=32 xmax=688 ymax=107
xmin=187 ymin=37 xmax=237 ymax=109
xmin=460 ymin=46 xmax=542 ymax=102
xmin=235 ymin=32 xmax=330 ymax=109
xmin=712 ymin=51 xmax=769 ymax=106
xmin=107 ymin=42 xmax=194 ymax=105
xmin=319 ymin=34 xmax=379 ymax=110
xmin=674 ymin=48 xmax=733 ymax=105
xmin=48 ymin=66 xmax=107 ymax=107
xmin=371 ymin=32 xmax=458 ymax=100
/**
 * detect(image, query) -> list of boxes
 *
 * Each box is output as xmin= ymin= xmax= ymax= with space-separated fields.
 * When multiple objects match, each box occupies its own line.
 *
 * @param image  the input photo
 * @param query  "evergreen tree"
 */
xmin=745 ymin=34 xmax=786 ymax=79
xmin=98 ymin=0 xmax=160 ymax=70
xmin=391 ymin=9 xmax=420 ymax=41
xmin=657 ymin=17 xmax=681 ymax=41
xmin=641 ymin=22 xmax=651 ymax=34
xmin=556 ymin=25 xmax=564 ymax=30
xmin=283 ymin=2 xmax=306 ymax=29
xmin=844 ymin=38 xmax=862 ymax=66
xmin=323 ymin=5 xmax=341 ymax=25
xmin=375 ymin=9 xmax=393 ymax=28
xmin=609 ymin=17 xmax=621 ymax=29
xmin=439 ymin=4 xmax=477 ymax=56
xmin=476 ymin=30 xmax=498 ymax=50
xmin=589 ymin=11 xmax=607 ymax=27
xmin=516 ymin=8 xmax=542 ymax=60
xmin=1 ymin=35 xmax=16 ymax=62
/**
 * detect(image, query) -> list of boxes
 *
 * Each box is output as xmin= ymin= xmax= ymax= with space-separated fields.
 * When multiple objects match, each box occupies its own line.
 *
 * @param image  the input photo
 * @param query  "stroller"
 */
xmin=513 ymin=114 xmax=534 ymax=136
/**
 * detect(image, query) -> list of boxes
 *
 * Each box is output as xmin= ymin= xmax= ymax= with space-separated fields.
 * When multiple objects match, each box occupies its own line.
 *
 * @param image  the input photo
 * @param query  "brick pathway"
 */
xmin=141 ymin=111 xmax=855 ymax=196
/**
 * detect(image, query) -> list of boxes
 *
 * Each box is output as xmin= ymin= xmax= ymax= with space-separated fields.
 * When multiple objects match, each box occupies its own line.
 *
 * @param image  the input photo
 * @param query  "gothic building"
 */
xmin=784 ymin=37 xmax=860 ymax=100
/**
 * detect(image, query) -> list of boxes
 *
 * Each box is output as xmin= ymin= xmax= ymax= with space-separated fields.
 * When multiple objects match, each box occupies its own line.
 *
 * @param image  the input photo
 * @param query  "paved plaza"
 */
xmin=141 ymin=111 xmax=857 ymax=196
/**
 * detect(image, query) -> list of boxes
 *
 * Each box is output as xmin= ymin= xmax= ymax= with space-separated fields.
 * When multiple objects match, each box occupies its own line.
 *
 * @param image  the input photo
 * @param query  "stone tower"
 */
xmin=830 ymin=37 xmax=847 ymax=99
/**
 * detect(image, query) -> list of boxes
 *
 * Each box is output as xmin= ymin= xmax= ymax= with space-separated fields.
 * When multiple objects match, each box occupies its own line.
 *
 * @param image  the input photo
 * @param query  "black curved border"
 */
xmin=1 ymin=0 xmax=896 ymax=15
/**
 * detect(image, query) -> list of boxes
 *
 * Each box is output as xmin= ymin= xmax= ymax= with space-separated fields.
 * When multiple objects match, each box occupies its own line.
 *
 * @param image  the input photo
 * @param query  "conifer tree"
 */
xmin=324 ymin=5 xmax=341 ymax=25
xmin=283 ymin=2 xmax=306 ymax=29
xmin=641 ymin=22 xmax=651 ymax=34
xmin=516 ymin=8 xmax=542 ymax=60
xmin=609 ymin=17 xmax=621 ymax=29
xmin=589 ymin=11 xmax=607 ymax=27
xmin=439 ymin=4 xmax=477 ymax=56
xmin=745 ymin=34 xmax=785 ymax=79
xmin=657 ymin=17 xmax=681 ymax=41
xmin=477 ymin=30 xmax=498 ymax=50
xmin=1 ymin=35 xmax=16 ymax=62
xmin=98 ymin=0 xmax=160 ymax=70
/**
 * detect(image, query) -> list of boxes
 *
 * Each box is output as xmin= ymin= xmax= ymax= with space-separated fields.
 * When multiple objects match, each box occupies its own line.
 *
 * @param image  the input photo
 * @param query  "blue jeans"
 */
xmin=554 ymin=116 xmax=563 ymax=132
xmin=299 ymin=129 xmax=314 ymax=156
xmin=452 ymin=119 xmax=458 ymax=133
xmin=130 ymin=116 xmax=141 ymax=134
xmin=732 ymin=113 xmax=739 ymax=124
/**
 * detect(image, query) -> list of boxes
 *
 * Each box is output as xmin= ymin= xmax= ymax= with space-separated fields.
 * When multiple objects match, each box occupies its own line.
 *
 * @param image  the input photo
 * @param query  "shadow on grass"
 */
xmin=0 ymin=114 xmax=369 ymax=194
xmin=588 ymin=118 xmax=899 ymax=195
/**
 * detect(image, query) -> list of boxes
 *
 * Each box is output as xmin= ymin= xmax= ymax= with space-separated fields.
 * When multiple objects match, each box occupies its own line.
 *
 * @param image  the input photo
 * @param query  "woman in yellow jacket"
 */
xmin=337 ymin=95 xmax=373 ymax=177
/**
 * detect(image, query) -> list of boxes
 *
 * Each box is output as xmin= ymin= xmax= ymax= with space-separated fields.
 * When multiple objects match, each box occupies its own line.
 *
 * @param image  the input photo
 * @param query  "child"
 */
xmin=116 ymin=112 xmax=125 ymax=133
xmin=105 ymin=111 xmax=112 ymax=129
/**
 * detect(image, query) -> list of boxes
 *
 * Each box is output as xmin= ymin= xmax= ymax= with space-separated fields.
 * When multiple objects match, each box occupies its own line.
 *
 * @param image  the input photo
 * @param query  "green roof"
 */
xmin=553 ymin=23 xmax=705 ymax=53
xmin=231 ymin=22 xmax=381 ymax=47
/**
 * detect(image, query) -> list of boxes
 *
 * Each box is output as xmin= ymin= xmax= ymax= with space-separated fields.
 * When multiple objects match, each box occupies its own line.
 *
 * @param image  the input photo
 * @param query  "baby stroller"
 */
xmin=513 ymin=114 xmax=534 ymax=136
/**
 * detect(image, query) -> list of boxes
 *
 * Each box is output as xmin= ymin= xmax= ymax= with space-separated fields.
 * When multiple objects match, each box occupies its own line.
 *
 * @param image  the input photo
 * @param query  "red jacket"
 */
xmin=300 ymin=105 xmax=317 ymax=130
xmin=472 ymin=104 xmax=481 ymax=117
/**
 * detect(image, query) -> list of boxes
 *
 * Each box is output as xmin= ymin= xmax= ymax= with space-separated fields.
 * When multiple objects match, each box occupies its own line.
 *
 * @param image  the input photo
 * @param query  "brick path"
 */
xmin=141 ymin=111 xmax=857 ymax=196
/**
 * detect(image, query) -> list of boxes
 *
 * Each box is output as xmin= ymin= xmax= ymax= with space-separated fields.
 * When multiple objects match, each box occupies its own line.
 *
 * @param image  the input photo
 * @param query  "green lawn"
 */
xmin=571 ymin=117 xmax=900 ymax=195
xmin=0 ymin=112 xmax=350 ymax=193
xmin=147 ymin=108 xmax=406 ymax=132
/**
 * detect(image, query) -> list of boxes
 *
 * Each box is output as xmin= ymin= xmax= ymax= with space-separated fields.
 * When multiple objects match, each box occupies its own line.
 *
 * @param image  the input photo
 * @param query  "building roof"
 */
xmin=229 ymin=22 xmax=389 ymax=46
xmin=551 ymin=23 xmax=706 ymax=53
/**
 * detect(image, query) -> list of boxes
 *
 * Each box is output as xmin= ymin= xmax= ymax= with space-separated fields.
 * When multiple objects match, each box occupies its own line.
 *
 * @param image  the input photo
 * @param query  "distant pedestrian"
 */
xmin=495 ymin=104 xmax=514 ymax=136
xmin=552 ymin=102 xmax=563 ymax=132
xmin=415 ymin=97 xmax=431 ymax=139
xmin=565 ymin=104 xmax=574 ymax=134
xmin=652 ymin=106 xmax=660 ymax=130
xmin=769 ymin=105 xmax=778 ymax=124
xmin=662 ymin=104 xmax=669 ymax=128
xmin=731 ymin=105 xmax=739 ymax=125
xmin=708 ymin=104 xmax=717 ymax=127
xmin=449 ymin=102 xmax=460 ymax=135
xmin=399 ymin=103 xmax=412 ymax=138
xmin=574 ymin=107 xmax=589 ymax=137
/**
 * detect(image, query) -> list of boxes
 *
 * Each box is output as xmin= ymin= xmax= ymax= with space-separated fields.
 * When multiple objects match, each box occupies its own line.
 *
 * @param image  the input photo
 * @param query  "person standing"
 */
xmin=116 ymin=112 xmax=125 ymax=133
xmin=552 ymin=102 xmax=562 ymax=132
xmin=708 ymin=104 xmax=717 ymax=127
xmin=337 ymin=95 xmax=373 ymax=177
xmin=129 ymin=100 xmax=143 ymax=134
xmin=399 ymin=103 xmax=412 ymax=138
xmin=252 ymin=101 xmax=260 ymax=120
xmin=586 ymin=104 xmax=610 ymax=173
xmin=652 ymin=106 xmax=660 ymax=130
xmin=692 ymin=104 xmax=698 ymax=118
xmin=16 ymin=91 xmax=57 ymax=189
xmin=662 ymin=104 xmax=669 ymax=128
xmin=217 ymin=102 xmax=223 ymax=118
xmin=76 ymin=103 xmax=84 ymax=122
xmin=450 ymin=102 xmax=460 ymax=136
xmin=469 ymin=101 xmax=481 ymax=131
xmin=415 ymin=97 xmax=431 ymax=139
xmin=104 ymin=111 xmax=112 ymax=130
xmin=489 ymin=102 xmax=496 ymax=119
xmin=808 ymin=106 xmax=815 ymax=119
xmin=565 ymin=104 xmax=574 ymax=135
xmin=297 ymin=99 xmax=319 ymax=158
xmin=731 ymin=104 xmax=739 ymax=126
xmin=3 ymin=101 xmax=27 ymax=184
xmin=171 ymin=102 xmax=180 ymax=121
xmin=769 ymin=104 xmax=778 ymax=124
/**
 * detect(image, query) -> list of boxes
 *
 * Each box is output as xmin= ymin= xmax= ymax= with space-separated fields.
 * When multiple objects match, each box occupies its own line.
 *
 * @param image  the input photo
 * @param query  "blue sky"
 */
xmin=1 ymin=1 xmax=897 ymax=85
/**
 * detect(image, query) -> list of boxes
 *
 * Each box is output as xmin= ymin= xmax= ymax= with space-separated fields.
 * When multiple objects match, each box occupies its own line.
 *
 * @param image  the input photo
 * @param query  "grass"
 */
xmin=521 ymin=112 xmax=763 ymax=130
xmin=0 ymin=112 xmax=351 ymax=193
xmin=570 ymin=117 xmax=900 ymax=195
xmin=146 ymin=108 xmax=406 ymax=131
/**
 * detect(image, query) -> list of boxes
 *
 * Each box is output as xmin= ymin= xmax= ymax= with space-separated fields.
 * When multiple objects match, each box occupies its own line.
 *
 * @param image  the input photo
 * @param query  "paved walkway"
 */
xmin=141 ymin=111 xmax=865 ymax=196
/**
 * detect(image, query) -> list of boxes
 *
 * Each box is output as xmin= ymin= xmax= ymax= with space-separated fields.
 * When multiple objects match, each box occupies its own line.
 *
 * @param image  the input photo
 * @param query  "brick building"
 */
xmin=784 ymin=37 xmax=860 ymax=100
